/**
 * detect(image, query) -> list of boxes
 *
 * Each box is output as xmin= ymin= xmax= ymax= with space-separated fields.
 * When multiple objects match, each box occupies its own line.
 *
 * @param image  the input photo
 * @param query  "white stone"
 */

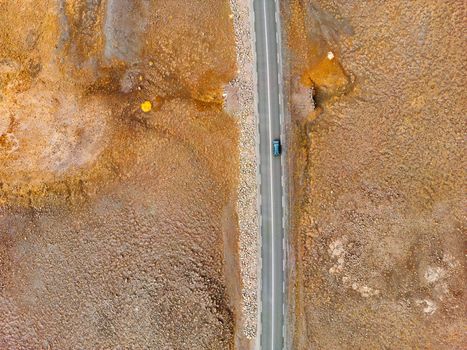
xmin=424 ymin=266 xmax=444 ymax=283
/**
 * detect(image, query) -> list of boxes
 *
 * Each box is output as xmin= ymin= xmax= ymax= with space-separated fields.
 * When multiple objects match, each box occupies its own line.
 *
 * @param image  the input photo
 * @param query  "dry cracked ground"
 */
xmin=0 ymin=0 xmax=245 ymax=349
xmin=284 ymin=0 xmax=466 ymax=349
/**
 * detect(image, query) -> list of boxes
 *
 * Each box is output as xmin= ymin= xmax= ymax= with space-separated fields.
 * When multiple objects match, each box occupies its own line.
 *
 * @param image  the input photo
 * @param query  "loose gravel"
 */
xmin=229 ymin=0 xmax=259 ymax=342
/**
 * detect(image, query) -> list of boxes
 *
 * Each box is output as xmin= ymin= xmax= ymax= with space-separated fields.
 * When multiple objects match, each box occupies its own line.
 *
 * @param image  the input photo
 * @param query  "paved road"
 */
xmin=253 ymin=0 xmax=285 ymax=349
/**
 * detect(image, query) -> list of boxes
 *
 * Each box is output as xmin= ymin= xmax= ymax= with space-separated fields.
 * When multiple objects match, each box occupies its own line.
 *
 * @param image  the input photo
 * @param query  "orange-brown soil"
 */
xmin=0 ymin=1 xmax=242 ymax=349
xmin=283 ymin=0 xmax=466 ymax=349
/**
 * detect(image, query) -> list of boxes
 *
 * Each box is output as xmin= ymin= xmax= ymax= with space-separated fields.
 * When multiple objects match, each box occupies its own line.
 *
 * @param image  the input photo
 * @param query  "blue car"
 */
xmin=272 ymin=139 xmax=281 ymax=157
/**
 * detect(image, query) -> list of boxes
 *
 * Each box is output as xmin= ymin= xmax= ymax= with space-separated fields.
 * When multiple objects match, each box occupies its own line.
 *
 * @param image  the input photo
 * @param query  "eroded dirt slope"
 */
xmin=0 ymin=1 xmax=242 ymax=349
xmin=283 ymin=0 xmax=466 ymax=349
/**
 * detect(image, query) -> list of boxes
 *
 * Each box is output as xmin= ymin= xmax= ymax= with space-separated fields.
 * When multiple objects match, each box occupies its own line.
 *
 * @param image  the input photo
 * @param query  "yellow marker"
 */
xmin=141 ymin=101 xmax=152 ymax=113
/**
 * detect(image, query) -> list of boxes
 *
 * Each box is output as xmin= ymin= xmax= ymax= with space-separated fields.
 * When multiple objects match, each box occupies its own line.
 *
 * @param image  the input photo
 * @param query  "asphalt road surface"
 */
xmin=253 ymin=0 xmax=285 ymax=349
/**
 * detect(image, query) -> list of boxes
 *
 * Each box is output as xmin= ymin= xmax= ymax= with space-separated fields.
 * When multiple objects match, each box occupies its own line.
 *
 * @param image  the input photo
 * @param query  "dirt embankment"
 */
xmin=0 ymin=1 xmax=243 ymax=349
xmin=282 ymin=0 xmax=466 ymax=349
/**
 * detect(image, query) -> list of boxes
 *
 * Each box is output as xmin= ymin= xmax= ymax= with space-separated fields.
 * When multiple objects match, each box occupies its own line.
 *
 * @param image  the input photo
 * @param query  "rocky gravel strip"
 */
xmin=229 ymin=0 xmax=259 ymax=343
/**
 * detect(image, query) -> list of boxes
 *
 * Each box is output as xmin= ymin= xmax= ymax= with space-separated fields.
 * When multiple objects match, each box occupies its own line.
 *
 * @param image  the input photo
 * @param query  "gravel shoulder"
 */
xmin=228 ymin=0 xmax=259 ymax=346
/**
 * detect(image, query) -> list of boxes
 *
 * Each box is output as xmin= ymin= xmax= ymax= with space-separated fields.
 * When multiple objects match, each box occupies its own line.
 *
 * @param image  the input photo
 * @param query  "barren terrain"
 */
xmin=0 ymin=1 xmax=244 ymax=349
xmin=283 ymin=0 xmax=466 ymax=349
